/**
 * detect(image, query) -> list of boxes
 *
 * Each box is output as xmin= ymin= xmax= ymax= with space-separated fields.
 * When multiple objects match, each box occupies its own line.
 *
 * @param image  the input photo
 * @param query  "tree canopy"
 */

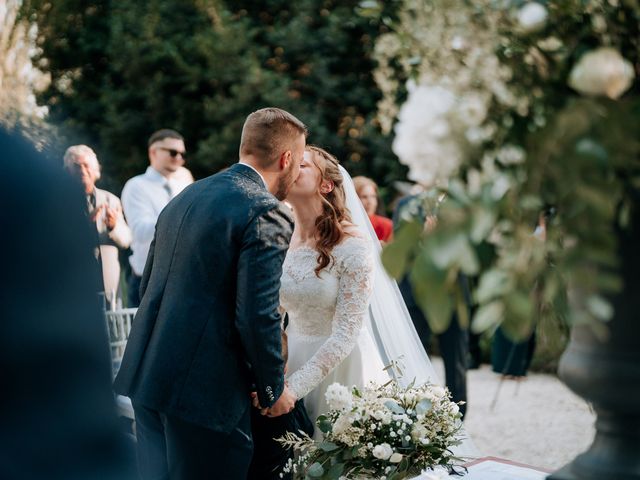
xmin=24 ymin=0 xmax=405 ymax=196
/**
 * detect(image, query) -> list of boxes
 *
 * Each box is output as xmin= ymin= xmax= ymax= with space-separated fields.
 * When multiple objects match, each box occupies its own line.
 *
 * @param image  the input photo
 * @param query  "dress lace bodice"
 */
xmin=280 ymin=235 xmax=374 ymax=400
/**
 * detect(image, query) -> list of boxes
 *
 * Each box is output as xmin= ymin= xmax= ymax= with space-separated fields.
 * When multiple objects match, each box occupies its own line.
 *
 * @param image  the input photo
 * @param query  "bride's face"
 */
xmin=286 ymin=150 xmax=322 ymax=200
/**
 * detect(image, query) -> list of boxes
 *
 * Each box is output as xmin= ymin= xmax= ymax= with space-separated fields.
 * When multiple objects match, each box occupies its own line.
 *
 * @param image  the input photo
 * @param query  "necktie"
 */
xmin=164 ymin=181 xmax=173 ymax=200
xmin=86 ymin=193 xmax=96 ymax=216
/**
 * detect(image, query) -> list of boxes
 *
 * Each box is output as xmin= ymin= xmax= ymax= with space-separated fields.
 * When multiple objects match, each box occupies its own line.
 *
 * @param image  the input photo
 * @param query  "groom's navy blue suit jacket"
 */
xmin=114 ymin=163 xmax=293 ymax=433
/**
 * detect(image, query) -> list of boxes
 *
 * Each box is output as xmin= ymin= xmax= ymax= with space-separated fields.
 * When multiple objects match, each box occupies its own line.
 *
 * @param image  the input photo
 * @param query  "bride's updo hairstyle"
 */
xmin=306 ymin=145 xmax=353 ymax=276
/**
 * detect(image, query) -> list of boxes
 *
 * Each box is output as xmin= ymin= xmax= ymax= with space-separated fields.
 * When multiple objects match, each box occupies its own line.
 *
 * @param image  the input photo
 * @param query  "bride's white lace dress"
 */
xmin=281 ymin=235 xmax=389 ymax=435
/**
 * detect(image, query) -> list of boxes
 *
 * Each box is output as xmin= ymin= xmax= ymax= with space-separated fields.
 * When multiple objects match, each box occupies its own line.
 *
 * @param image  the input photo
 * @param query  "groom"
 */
xmin=113 ymin=108 xmax=307 ymax=479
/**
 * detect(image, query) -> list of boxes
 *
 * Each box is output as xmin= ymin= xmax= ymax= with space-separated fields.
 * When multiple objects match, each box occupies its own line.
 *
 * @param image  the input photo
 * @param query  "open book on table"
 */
xmin=460 ymin=456 xmax=552 ymax=479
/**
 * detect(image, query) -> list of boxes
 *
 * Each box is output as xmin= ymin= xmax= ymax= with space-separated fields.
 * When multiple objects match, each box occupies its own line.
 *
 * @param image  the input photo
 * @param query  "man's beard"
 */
xmin=274 ymin=162 xmax=296 ymax=201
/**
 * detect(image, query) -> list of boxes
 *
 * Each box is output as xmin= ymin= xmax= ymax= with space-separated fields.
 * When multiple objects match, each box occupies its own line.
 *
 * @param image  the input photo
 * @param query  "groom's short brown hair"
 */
xmin=239 ymin=108 xmax=307 ymax=168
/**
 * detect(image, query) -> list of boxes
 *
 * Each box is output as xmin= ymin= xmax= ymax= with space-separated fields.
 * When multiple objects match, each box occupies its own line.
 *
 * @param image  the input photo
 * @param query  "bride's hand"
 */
xmin=250 ymin=391 xmax=261 ymax=409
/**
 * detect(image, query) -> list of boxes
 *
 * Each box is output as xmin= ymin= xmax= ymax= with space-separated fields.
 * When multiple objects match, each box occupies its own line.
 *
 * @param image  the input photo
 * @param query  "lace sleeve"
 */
xmin=287 ymin=237 xmax=374 ymax=399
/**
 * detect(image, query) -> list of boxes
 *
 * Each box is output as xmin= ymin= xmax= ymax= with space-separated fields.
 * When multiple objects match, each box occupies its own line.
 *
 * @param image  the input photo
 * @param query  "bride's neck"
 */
xmin=290 ymin=197 xmax=323 ymax=243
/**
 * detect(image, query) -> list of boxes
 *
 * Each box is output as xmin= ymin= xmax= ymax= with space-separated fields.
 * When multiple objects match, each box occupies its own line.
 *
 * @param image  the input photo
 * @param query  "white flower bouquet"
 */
xmin=278 ymin=380 xmax=464 ymax=479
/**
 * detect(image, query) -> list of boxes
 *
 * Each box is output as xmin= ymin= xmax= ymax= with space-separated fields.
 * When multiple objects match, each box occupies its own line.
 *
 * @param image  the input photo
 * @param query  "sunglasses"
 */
xmin=157 ymin=147 xmax=186 ymax=159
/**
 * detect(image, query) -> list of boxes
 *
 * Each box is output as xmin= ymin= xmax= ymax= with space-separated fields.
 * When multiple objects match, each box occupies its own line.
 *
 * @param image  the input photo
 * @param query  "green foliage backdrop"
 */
xmin=23 ymin=0 xmax=406 ymax=195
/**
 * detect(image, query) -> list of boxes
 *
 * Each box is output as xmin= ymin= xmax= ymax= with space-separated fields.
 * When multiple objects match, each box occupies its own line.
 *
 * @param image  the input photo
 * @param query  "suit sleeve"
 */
xmin=235 ymin=206 xmax=292 ymax=408
xmin=138 ymin=235 xmax=155 ymax=301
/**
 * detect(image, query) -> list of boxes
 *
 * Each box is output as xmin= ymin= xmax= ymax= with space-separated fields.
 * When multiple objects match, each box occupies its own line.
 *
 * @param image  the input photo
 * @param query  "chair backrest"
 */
xmin=105 ymin=308 xmax=137 ymax=376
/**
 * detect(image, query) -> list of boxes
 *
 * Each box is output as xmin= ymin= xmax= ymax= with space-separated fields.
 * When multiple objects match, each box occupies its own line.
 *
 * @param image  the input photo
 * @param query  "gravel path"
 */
xmin=431 ymin=357 xmax=596 ymax=470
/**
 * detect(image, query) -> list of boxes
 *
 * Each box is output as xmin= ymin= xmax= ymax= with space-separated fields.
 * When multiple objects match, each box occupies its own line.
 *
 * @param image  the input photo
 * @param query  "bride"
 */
xmin=282 ymin=145 xmax=390 ymax=425
xmin=281 ymin=145 xmax=475 ymax=460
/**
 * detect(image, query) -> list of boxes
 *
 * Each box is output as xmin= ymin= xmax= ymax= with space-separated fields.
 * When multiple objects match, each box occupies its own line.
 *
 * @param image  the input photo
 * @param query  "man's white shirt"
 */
xmin=122 ymin=166 xmax=192 ymax=275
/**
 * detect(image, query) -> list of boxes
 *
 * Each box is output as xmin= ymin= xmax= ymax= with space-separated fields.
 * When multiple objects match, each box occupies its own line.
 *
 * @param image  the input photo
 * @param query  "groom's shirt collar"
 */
xmin=237 ymin=162 xmax=268 ymax=190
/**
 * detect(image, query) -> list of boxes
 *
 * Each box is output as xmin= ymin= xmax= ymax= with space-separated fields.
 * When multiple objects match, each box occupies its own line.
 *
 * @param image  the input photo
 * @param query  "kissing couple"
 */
xmin=114 ymin=107 xmax=461 ymax=479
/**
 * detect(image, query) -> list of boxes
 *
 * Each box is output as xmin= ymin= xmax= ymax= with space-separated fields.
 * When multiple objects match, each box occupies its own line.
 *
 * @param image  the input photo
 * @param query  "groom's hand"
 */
xmin=264 ymin=385 xmax=296 ymax=418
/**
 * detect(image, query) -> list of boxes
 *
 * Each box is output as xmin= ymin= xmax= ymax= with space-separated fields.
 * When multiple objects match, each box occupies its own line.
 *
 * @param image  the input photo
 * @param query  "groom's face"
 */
xmin=274 ymin=133 xmax=305 ymax=200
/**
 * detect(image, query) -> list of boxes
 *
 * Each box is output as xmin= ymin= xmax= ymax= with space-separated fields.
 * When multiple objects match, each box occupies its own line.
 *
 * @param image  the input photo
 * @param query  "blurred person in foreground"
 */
xmin=0 ymin=128 xmax=134 ymax=480
xmin=64 ymin=145 xmax=132 ymax=305
xmin=353 ymin=175 xmax=394 ymax=243
xmin=121 ymin=129 xmax=193 ymax=307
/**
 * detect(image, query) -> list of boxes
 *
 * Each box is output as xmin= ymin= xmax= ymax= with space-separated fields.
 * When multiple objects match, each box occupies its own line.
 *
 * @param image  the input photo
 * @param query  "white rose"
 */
xmin=325 ymin=383 xmax=353 ymax=411
xmin=429 ymin=386 xmax=447 ymax=399
xmin=517 ymin=2 xmax=548 ymax=33
xmin=331 ymin=413 xmax=352 ymax=436
xmin=568 ymin=47 xmax=635 ymax=100
xmin=389 ymin=453 xmax=403 ymax=463
xmin=411 ymin=424 xmax=429 ymax=442
xmin=392 ymin=82 xmax=462 ymax=186
xmin=372 ymin=443 xmax=393 ymax=461
xmin=378 ymin=410 xmax=392 ymax=425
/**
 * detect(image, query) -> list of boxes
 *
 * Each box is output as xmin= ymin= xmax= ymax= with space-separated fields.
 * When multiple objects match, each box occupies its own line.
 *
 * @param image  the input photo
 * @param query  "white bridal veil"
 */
xmin=339 ymin=165 xmax=441 ymax=386
xmin=339 ymin=165 xmax=478 ymax=457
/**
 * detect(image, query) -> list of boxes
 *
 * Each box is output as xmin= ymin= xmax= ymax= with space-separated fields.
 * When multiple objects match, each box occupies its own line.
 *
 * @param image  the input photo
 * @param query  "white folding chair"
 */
xmin=105 ymin=307 xmax=137 ymax=371
xmin=105 ymin=307 xmax=137 ymax=421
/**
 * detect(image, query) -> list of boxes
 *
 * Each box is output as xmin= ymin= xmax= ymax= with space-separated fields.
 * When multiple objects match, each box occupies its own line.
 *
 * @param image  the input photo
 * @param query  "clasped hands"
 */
xmin=90 ymin=204 xmax=120 ymax=230
xmin=251 ymin=384 xmax=297 ymax=418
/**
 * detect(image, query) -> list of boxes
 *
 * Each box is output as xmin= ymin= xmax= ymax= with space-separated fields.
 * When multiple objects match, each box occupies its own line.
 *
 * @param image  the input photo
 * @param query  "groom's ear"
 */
xmin=279 ymin=150 xmax=292 ymax=171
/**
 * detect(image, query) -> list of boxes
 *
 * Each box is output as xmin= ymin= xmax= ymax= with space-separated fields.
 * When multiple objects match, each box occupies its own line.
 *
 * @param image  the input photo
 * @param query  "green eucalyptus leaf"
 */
xmin=307 ymin=462 xmax=324 ymax=477
xmin=431 ymin=234 xmax=479 ymax=275
xmin=415 ymin=398 xmax=432 ymax=415
xmin=586 ymin=294 xmax=614 ymax=321
xmin=319 ymin=441 xmax=340 ymax=452
xmin=476 ymin=269 xmax=512 ymax=303
xmin=384 ymin=400 xmax=405 ymax=414
xmin=470 ymin=207 xmax=497 ymax=243
xmin=505 ymin=292 xmax=534 ymax=325
xmin=399 ymin=456 xmax=410 ymax=471
xmin=472 ymin=300 xmax=504 ymax=333
xmin=575 ymin=138 xmax=608 ymax=164
xmin=519 ymin=194 xmax=544 ymax=211
xmin=410 ymin=256 xmax=454 ymax=334
xmin=422 ymin=294 xmax=454 ymax=334
xmin=317 ymin=415 xmax=332 ymax=434
xmin=447 ymin=179 xmax=471 ymax=205
xmin=327 ymin=462 xmax=345 ymax=479
xmin=382 ymin=221 xmax=423 ymax=279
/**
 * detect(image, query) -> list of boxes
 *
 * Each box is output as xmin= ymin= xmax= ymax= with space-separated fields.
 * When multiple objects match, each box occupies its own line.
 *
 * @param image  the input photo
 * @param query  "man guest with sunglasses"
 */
xmin=122 ymin=129 xmax=193 ymax=307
